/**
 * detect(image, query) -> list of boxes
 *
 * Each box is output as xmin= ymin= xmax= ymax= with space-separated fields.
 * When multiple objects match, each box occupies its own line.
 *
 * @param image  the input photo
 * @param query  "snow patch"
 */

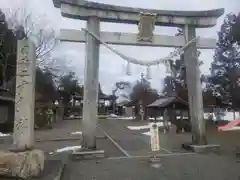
xmin=118 ymin=116 xmax=134 ymax=120
xmin=149 ymin=117 xmax=163 ymax=120
xmin=127 ymin=122 xmax=171 ymax=130
xmin=107 ymin=116 xmax=134 ymax=120
xmin=142 ymin=131 xmax=151 ymax=136
xmin=127 ymin=125 xmax=150 ymax=130
xmin=71 ymin=131 xmax=82 ymax=135
xmin=109 ymin=114 xmax=118 ymax=117
xmin=0 ymin=132 xmax=10 ymax=137
xmin=49 ymin=145 xmax=82 ymax=155
xmin=220 ymin=126 xmax=240 ymax=131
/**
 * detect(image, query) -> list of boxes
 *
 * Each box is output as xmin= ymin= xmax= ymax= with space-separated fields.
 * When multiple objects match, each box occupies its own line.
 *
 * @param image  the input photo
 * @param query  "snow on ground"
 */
xmin=49 ymin=145 xmax=82 ymax=155
xmin=127 ymin=124 xmax=150 ymax=130
xmin=220 ymin=126 xmax=240 ymax=131
xmin=149 ymin=117 xmax=163 ymax=120
xmin=204 ymin=112 xmax=239 ymax=121
xmin=0 ymin=132 xmax=10 ymax=137
xmin=117 ymin=117 xmax=134 ymax=120
xmin=113 ymin=111 xmax=238 ymax=122
xmin=142 ymin=131 xmax=151 ymax=136
xmin=109 ymin=114 xmax=118 ymax=117
xmin=127 ymin=122 xmax=171 ymax=130
xmin=107 ymin=116 xmax=134 ymax=120
xmin=71 ymin=131 xmax=82 ymax=135
xmin=149 ymin=117 xmax=188 ymax=120
xmin=220 ymin=112 xmax=239 ymax=121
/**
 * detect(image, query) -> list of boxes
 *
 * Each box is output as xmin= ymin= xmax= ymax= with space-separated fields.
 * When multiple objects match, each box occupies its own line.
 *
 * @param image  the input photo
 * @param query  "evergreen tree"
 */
xmin=129 ymin=75 xmax=159 ymax=119
xmin=58 ymin=72 xmax=79 ymax=105
xmin=163 ymin=28 xmax=202 ymax=98
xmin=35 ymin=67 xmax=57 ymax=101
xmin=231 ymin=13 xmax=240 ymax=44
xmin=0 ymin=10 xmax=17 ymax=90
xmin=207 ymin=14 xmax=240 ymax=107
xmin=162 ymin=56 xmax=186 ymax=96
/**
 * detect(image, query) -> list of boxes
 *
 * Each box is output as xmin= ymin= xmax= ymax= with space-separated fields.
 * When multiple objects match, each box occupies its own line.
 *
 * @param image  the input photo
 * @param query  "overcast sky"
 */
xmin=0 ymin=0 xmax=239 ymax=95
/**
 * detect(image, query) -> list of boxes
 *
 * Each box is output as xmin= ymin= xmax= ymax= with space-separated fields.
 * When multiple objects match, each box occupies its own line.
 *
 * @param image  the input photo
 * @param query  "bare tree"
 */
xmin=0 ymin=7 xmax=72 ymax=90
xmin=35 ymin=29 xmax=57 ymax=62
xmin=4 ymin=7 xmax=58 ymax=64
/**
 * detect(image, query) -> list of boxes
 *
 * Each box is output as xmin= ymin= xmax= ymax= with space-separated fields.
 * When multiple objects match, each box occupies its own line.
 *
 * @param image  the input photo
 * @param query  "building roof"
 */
xmin=147 ymin=96 xmax=188 ymax=108
xmin=123 ymin=93 xmax=164 ymax=107
xmin=73 ymin=94 xmax=115 ymax=101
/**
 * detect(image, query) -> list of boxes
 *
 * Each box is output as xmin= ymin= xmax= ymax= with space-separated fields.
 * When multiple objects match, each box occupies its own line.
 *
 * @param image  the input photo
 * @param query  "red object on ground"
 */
xmin=217 ymin=119 xmax=240 ymax=131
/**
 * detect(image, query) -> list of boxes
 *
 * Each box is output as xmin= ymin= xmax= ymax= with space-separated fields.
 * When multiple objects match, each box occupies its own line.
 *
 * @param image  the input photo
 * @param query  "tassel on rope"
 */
xmin=146 ymin=66 xmax=151 ymax=79
xmin=126 ymin=62 xmax=131 ymax=75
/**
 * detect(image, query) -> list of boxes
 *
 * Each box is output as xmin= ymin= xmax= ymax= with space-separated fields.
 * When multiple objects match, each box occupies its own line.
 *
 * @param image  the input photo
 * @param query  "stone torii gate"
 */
xmin=53 ymin=0 xmax=224 ymax=150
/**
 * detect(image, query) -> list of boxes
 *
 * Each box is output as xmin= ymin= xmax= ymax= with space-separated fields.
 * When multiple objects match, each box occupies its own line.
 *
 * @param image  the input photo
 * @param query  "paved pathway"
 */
xmin=62 ymin=153 xmax=240 ymax=180
xmin=1 ymin=119 xmax=239 ymax=180
xmin=98 ymin=119 xmax=190 ymax=156
xmin=0 ymin=119 xmax=124 ymax=157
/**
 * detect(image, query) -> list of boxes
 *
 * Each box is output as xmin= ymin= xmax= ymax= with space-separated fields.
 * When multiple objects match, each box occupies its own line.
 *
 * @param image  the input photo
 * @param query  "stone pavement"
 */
xmin=35 ymin=119 xmax=88 ymax=142
xmin=0 ymin=119 xmax=123 ymax=158
xmin=98 ymin=119 xmax=190 ymax=156
xmin=62 ymin=153 xmax=240 ymax=180
xmin=1 ymin=119 xmax=240 ymax=180
xmin=99 ymin=119 xmax=240 ymax=157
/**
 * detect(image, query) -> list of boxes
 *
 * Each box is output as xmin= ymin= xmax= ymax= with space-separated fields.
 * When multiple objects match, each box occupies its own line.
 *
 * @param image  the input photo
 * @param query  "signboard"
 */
xmin=150 ymin=123 xmax=160 ymax=151
xmin=137 ymin=12 xmax=156 ymax=42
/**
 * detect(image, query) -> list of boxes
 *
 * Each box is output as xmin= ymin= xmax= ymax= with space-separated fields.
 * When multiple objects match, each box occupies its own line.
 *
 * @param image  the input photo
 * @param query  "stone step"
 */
xmin=71 ymin=149 xmax=105 ymax=160
xmin=182 ymin=143 xmax=220 ymax=153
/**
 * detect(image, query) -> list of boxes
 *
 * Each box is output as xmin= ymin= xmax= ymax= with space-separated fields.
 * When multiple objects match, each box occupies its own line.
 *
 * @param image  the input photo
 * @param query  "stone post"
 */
xmin=183 ymin=25 xmax=207 ymax=145
xmin=13 ymin=39 xmax=36 ymax=150
xmin=82 ymin=16 xmax=100 ymax=150
xmin=0 ymin=39 xmax=45 ymax=179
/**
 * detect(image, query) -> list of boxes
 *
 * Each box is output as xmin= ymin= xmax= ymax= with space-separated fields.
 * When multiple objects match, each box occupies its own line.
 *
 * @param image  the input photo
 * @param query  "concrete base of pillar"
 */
xmin=0 ymin=149 xmax=45 ymax=179
xmin=182 ymin=143 xmax=220 ymax=153
xmin=71 ymin=149 xmax=105 ymax=160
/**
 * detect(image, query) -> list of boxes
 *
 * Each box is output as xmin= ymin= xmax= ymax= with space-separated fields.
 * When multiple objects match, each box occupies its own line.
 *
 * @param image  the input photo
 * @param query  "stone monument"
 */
xmin=0 ymin=27 xmax=45 ymax=179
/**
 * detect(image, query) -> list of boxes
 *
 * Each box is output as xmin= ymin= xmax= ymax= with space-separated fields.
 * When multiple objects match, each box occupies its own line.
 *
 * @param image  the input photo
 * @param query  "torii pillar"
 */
xmin=183 ymin=25 xmax=207 ymax=145
xmin=82 ymin=16 xmax=100 ymax=150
